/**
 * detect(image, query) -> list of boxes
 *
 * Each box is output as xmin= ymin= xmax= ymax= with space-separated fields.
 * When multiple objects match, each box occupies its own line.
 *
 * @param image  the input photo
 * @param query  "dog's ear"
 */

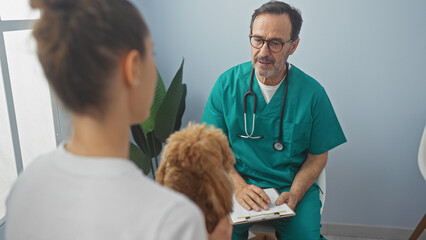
xmin=202 ymin=168 xmax=234 ymax=233
xmin=202 ymin=125 xmax=235 ymax=172
xmin=213 ymin=137 xmax=235 ymax=172
xmin=221 ymin=147 xmax=235 ymax=172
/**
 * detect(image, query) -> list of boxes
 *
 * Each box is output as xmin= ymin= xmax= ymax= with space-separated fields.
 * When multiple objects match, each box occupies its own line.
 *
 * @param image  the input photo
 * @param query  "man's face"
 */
xmin=251 ymin=13 xmax=299 ymax=81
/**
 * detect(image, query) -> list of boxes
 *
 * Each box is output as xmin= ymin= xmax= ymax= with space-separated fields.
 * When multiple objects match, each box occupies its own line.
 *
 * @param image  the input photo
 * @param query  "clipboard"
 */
xmin=229 ymin=188 xmax=295 ymax=225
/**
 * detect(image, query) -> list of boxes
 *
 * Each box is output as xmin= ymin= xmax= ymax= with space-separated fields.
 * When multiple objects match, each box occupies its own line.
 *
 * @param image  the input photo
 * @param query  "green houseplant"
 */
xmin=129 ymin=59 xmax=187 ymax=179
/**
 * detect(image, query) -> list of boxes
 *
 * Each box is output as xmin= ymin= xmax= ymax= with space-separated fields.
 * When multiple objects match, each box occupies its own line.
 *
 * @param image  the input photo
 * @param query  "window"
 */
xmin=0 ymin=2 xmax=70 ymax=225
xmin=0 ymin=53 xmax=17 ymax=224
xmin=4 ymin=30 xmax=57 ymax=168
xmin=0 ymin=0 xmax=40 ymax=20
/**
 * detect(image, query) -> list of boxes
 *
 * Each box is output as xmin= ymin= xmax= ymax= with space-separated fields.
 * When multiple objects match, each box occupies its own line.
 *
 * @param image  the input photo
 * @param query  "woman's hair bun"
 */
xmin=31 ymin=0 xmax=149 ymax=116
xmin=30 ymin=0 xmax=75 ymax=11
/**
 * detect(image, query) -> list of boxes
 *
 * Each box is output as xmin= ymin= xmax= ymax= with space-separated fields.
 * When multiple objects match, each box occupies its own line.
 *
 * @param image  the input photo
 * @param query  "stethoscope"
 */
xmin=238 ymin=62 xmax=289 ymax=151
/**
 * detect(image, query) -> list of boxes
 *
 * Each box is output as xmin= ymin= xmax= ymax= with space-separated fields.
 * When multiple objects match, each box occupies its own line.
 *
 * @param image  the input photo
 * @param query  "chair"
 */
xmin=249 ymin=169 xmax=326 ymax=239
xmin=408 ymin=125 xmax=426 ymax=240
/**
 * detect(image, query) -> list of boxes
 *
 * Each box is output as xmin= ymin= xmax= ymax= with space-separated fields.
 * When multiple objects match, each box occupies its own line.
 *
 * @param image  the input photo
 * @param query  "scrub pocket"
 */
xmin=283 ymin=122 xmax=312 ymax=157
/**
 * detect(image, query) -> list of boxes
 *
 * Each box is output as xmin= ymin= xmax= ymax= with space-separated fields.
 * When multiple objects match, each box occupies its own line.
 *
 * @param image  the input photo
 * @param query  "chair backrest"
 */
xmin=316 ymin=169 xmax=326 ymax=214
xmin=419 ymin=125 xmax=426 ymax=182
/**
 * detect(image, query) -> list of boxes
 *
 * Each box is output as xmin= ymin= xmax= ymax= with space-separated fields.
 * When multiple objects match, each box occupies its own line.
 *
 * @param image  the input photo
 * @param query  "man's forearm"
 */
xmin=229 ymin=166 xmax=247 ymax=188
xmin=290 ymin=152 xmax=328 ymax=203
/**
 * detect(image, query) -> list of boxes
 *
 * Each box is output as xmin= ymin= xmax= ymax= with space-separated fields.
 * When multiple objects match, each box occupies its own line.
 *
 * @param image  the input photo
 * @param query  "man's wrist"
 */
xmin=288 ymin=187 xmax=304 ymax=203
xmin=229 ymin=168 xmax=247 ymax=189
xmin=232 ymin=177 xmax=247 ymax=190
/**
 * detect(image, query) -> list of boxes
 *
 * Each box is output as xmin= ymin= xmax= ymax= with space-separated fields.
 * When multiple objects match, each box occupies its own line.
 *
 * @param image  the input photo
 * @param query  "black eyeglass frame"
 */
xmin=249 ymin=35 xmax=294 ymax=53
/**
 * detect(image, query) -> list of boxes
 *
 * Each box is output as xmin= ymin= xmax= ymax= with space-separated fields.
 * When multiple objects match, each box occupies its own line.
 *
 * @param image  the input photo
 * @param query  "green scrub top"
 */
xmin=202 ymin=62 xmax=346 ymax=190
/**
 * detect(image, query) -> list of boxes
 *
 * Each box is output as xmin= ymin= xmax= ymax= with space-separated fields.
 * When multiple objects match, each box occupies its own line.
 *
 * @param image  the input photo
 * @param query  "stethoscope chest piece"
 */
xmin=273 ymin=141 xmax=284 ymax=151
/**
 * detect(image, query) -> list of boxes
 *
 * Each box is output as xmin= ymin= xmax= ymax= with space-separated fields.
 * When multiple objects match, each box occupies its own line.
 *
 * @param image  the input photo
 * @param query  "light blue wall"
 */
xmin=134 ymin=0 xmax=426 ymax=229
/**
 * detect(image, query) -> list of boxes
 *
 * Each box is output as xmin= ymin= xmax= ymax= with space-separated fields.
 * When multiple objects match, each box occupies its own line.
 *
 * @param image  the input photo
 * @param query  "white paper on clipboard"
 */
xmin=229 ymin=188 xmax=295 ymax=224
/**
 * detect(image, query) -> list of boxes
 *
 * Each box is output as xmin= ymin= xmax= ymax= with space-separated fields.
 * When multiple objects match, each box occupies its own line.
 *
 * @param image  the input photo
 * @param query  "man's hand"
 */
xmin=229 ymin=166 xmax=271 ymax=211
xmin=275 ymin=152 xmax=328 ymax=211
xmin=235 ymin=184 xmax=271 ymax=212
xmin=275 ymin=191 xmax=299 ymax=211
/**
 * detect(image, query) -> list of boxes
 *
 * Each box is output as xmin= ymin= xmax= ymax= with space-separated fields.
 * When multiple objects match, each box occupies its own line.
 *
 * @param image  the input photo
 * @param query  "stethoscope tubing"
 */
xmin=277 ymin=66 xmax=289 ymax=143
xmin=239 ymin=63 xmax=289 ymax=150
xmin=239 ymin=69 xmax=262 ymax=139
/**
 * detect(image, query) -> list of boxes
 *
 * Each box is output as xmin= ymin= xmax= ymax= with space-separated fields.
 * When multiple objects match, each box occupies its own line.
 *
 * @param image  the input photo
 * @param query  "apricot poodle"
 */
xmin=156 ymin=123 xmax=235 ymax=234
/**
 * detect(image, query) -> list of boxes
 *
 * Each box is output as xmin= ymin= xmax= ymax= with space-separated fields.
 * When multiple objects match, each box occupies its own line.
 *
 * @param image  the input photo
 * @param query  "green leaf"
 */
xmin=131 ymin=125 xmax=149 ymax=156
xmin=173 ymin=84 xmax=187 ymax=132
xmin=130 ymin=59 xmax=187 ymax=179
xmin=129 ymin=142 xmax=151 ymax=175
xmin=147 ymin=131 xmax=162 ymax=158
xmin=154 ymin=59 xmax=186 ymax=141
xmin=140 ymin=70 xmax=166 ymax=137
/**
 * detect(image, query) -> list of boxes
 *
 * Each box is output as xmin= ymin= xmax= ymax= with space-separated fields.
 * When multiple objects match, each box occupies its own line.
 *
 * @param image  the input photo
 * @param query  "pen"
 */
xmin=238 ymin=210 xmax=286 ymax=220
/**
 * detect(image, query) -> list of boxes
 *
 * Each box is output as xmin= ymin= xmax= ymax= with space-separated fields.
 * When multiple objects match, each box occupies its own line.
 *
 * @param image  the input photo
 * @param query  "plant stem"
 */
xmin=154 ymin=155 xmax=158 ymax=170
xmin=149 ymin=133 xmax=158 ymax=179
xmin=150 ymin=158 xmax=155 ymax=180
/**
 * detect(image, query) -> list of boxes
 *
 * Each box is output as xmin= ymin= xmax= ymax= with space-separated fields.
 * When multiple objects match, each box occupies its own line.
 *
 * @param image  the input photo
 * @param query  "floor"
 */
xmin=248 ymin=232 xmax=426 ymax=240
xmin=325 ymin=236 xmax=384 ymax=240
xmin=249 ymin=223 xmax=426 ymax=240
xmin=325 ymin=232 xmax=426 ymax=240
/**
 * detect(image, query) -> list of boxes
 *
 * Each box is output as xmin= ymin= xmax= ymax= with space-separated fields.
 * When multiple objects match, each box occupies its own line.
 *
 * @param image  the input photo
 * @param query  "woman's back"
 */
xmin=6 ymin=145 xmax=205 ymax=240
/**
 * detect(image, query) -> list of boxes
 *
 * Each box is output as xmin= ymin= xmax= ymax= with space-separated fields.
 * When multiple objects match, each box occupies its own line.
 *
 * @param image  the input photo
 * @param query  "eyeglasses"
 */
xmin=249 ymin=36 xmax=293 ymax=53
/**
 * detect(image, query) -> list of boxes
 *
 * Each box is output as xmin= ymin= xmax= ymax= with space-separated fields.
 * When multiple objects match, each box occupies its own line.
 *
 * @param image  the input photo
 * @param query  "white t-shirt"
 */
xmin=257 ymin=64 xmax=291 ymax=104
xmin=5 ymin=144 xmax=207 ymax=240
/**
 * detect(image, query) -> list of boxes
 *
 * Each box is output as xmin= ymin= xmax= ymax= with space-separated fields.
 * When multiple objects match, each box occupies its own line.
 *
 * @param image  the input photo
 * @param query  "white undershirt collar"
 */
xmin=256 ymin=64 xmax=291 ymax=104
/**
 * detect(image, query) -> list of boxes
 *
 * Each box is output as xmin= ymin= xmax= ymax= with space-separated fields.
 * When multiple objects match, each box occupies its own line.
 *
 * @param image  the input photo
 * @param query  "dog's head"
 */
xmin=156 ymin=123 xmax=235 ymax=233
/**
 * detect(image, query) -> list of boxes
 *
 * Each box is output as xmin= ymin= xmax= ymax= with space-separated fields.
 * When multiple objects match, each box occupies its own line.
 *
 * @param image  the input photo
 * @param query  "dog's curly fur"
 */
xmin=156 ymin=123 xmax=235 ymax=233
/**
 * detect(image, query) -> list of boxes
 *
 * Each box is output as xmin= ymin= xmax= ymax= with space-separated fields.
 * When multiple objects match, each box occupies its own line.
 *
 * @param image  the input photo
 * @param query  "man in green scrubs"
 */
xmin=202 ymin=2 xmax=346 ymax=240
